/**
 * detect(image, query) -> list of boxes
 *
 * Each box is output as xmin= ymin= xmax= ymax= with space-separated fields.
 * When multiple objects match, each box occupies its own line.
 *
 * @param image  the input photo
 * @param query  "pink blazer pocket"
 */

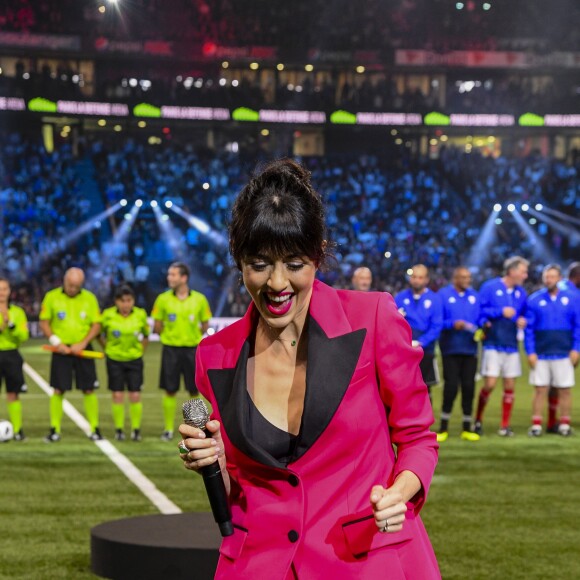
xmin=219 ymin=525 xmax=248 ymax=560
xmin=342 ymin=515 xmax=413 ymax=557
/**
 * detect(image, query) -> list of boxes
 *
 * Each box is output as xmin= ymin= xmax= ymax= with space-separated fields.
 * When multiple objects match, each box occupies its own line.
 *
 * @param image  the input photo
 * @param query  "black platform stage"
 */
xmin=91 ymin=513 xmax=220 ymax=580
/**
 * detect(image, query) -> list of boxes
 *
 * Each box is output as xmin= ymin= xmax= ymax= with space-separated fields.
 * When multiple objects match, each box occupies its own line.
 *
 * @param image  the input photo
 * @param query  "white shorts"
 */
xmin=529 ymin=358 xmax=575 ymax=388
xmin=481 ymin=349 xmax=521 ymax=379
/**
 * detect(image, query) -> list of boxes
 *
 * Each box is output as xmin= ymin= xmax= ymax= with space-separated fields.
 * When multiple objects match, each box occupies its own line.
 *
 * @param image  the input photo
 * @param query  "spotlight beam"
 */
xmin=32 ymin=202 xmax=123 ymax=271
xmin=168 ymin=205 xmax=228 ymax=248
xmin=537 ymin=206 xmax=580 ymax=228
xmin=90 ymin=203 xmax=142 ymax=284
xmin=527 ymin=208 xmax=580 ymax=242
xmin=511 ymin=210 xmax=559 ymax=263
xmin=466 ymin=209 xmax=499 ymax=268
xmin=151 ymin=204 xmax=187 ymax=260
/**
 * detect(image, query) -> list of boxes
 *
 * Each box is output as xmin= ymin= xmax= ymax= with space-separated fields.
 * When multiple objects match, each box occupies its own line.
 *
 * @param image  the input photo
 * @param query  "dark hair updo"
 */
xmin=229 ymin=159 xmax=331 ymax=269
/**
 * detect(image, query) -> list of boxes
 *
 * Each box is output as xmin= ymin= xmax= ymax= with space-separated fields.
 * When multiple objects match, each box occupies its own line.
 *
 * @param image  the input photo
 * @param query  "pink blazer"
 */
xmin=196 ymin=280 xmax=440 ymax=579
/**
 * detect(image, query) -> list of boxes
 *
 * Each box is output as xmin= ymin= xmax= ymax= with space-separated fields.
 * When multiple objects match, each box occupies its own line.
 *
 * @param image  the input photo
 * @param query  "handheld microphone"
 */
xmin=182 ymin=399 xmax=234 ymax=537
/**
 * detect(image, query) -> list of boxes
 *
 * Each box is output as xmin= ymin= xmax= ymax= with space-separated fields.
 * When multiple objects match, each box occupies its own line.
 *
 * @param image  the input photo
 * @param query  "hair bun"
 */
xmin=256 ymin=158 xmax=312 ymax=189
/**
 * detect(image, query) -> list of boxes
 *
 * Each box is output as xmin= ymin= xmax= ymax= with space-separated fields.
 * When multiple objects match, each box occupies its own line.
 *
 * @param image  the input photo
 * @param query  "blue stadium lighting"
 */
xmin=31 ymin=201 xmax=125 ymax=272
xmin=495 ymin=218 xmax=502 ymax=225
xmin=165 ymin=200 xmax=173 ymax=208
xmin=507 ymin=204 xmax=516 ymax=212
xmin=527 ymin=206 xmax=579 ymax=240
xmin=150 ymin=200 xmax=158 ymax=208
xmin=135 ymin=199 xmax=143 ymax=207
xmin=521 ymin=203 xmax=530 ymax=211
xmin=535 ymin=203 xmax=543 ymax=211
xmin=512 ymin=209 xmax=558 ymax=263
xmin=120 ymin=199 xmax=128 ymax=207
xmin=151 ymin=203 xmax=187 ymax=260
xmin=529 ymin=218 xmax=537 ymax=225
xmin=168 ymin=204 xmax=228 ymax=247
xmin=467 ymin=204 xmax=501 ymax=268
xmin=124 ymin=213 xmax=131 ymax=220
xmin=541 ymin=206 xmax=580 ymax=226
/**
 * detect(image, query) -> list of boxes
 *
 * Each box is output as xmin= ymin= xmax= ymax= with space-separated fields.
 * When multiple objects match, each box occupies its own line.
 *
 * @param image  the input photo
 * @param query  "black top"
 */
xmin=245 ymin=390 xmax=298 ymax=466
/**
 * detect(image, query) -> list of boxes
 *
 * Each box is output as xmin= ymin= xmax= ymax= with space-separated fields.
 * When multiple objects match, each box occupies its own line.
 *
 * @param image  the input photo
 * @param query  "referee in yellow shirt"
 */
xmin=152 ymin=262 xmax=212 ymax=440
xmin=100 ymin=285 xmax=149 ymax=442
xmin=39 ymin=268 xmax=102 ymax=442
xmin=0 ymin=277 xmax=29 ymax=441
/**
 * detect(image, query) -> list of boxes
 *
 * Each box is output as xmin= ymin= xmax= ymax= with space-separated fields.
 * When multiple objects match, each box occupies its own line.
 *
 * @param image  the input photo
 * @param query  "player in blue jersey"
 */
xmin=395 ymin=264 xmax=443 ymax=400
xmin=475 ymin=256 xmax=528 ymax=436
xmin=548 ymin=262 xmax=580 ymax=432
xmin=436 ymin=267 xmax=481 ymax=442
xmin=526 ymin=264 xmax=580 ymax=437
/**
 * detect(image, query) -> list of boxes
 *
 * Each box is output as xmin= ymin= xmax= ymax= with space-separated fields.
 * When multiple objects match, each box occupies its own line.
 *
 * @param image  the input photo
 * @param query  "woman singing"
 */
xmin=178 ymin=159 xmax=440 ymax=579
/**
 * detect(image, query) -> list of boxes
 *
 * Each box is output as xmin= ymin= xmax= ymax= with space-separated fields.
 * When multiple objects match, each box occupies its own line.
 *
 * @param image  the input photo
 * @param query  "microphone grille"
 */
xmin=182 ymin=398 xmax=210 ymax=429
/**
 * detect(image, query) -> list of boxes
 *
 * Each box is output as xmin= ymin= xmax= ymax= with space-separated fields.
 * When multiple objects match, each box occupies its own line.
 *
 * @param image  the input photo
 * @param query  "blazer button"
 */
xmin=288 ymin=474 xmax=299 ymax=487
xmin=287 ymin=530 xmax=299 ymax=543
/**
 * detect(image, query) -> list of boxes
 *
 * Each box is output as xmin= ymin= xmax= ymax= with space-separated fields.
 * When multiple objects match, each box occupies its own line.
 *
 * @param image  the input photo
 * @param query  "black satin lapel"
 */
xmin=208 ymin=341 xmax=283 ymax=469
xmin=292 ymin=318 xmax=367 ymax=462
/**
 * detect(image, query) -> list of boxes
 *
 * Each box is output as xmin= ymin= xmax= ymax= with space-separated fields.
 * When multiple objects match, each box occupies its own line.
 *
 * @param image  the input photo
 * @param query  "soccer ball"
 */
xmin=0 ymin=420 xmax=14 ymax=442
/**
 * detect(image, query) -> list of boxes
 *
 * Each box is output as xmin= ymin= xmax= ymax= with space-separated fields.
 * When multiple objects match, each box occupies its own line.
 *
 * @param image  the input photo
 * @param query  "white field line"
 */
xmin=23 ymin=362 xmax=182 ymax=515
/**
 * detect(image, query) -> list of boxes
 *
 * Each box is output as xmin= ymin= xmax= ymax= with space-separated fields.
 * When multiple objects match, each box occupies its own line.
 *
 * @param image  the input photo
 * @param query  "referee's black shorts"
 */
xmin=159 ymin=345 xmax=197 ymax=395
xmin=107 ymin=357 xmax=144 ymax=392
xmin=0 ymin=349 xmax=27 ymax=393
xmin=420 ymin=353 xmax=440 ymax=387
xmin=50 ymin=348 xmax=99 ymax=392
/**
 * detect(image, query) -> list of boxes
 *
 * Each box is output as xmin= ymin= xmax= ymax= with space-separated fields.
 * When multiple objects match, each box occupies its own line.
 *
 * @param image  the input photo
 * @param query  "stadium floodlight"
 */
xmin=120 ymin=199 xmax=128 ymax=207
xmin=384 ymin=251 xmax=392 ymax=259
xmin=406 ymin=268 xmax=413 ymax=276
xmin=150 ymin=200 xmax=158 ymax=208
xmin=202 ymin=182 xmax=210 ymax=190
xmin=135 ymin=199 xmax=143 ymax=208
xmin=507 ymin=204 xmax=516 ymax=212
xmin=529 ymin=218 xmax=537 ymax=225
xmin=161 ymin=214 xmax=169 ymax=222
xmin=495 ymin=218 xmax=502 ymax=225
xmin=521 ymin=203 xmax=530 ymax=211
xmin=493 ymin=203 xmax=502 ymax=212
xmin=535 ymin=203 xmax=543 ymax=211
xmin=165 ymin=200 xmax=173 ymax=208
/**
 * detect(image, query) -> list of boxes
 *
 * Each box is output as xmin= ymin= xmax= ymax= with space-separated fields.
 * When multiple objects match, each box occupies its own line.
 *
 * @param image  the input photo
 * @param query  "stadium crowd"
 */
xmin=1 ymin=134 xmax=579 ymax=318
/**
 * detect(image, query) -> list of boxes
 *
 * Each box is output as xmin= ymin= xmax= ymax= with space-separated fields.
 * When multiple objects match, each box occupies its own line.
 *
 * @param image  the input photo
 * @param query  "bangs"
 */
xmin=240 ymin=209 xmax=320 ymax=262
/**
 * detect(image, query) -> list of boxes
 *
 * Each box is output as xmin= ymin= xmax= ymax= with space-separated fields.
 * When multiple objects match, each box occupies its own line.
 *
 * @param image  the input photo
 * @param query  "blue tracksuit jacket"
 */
xmin=438 ymin=285 xmax=481 ymax=356
xmin=479 ymin=277 xmax=527 ymax=353
xmin=395 ymin=288 xmax=443 ymax=355
xmin=524 ymin=288 xmax=580 ymax=359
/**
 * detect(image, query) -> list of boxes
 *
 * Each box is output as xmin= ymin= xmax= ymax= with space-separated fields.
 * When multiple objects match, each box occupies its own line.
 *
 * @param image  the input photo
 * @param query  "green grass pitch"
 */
xmin=0 ymin=339 xmax=579 ymax=579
